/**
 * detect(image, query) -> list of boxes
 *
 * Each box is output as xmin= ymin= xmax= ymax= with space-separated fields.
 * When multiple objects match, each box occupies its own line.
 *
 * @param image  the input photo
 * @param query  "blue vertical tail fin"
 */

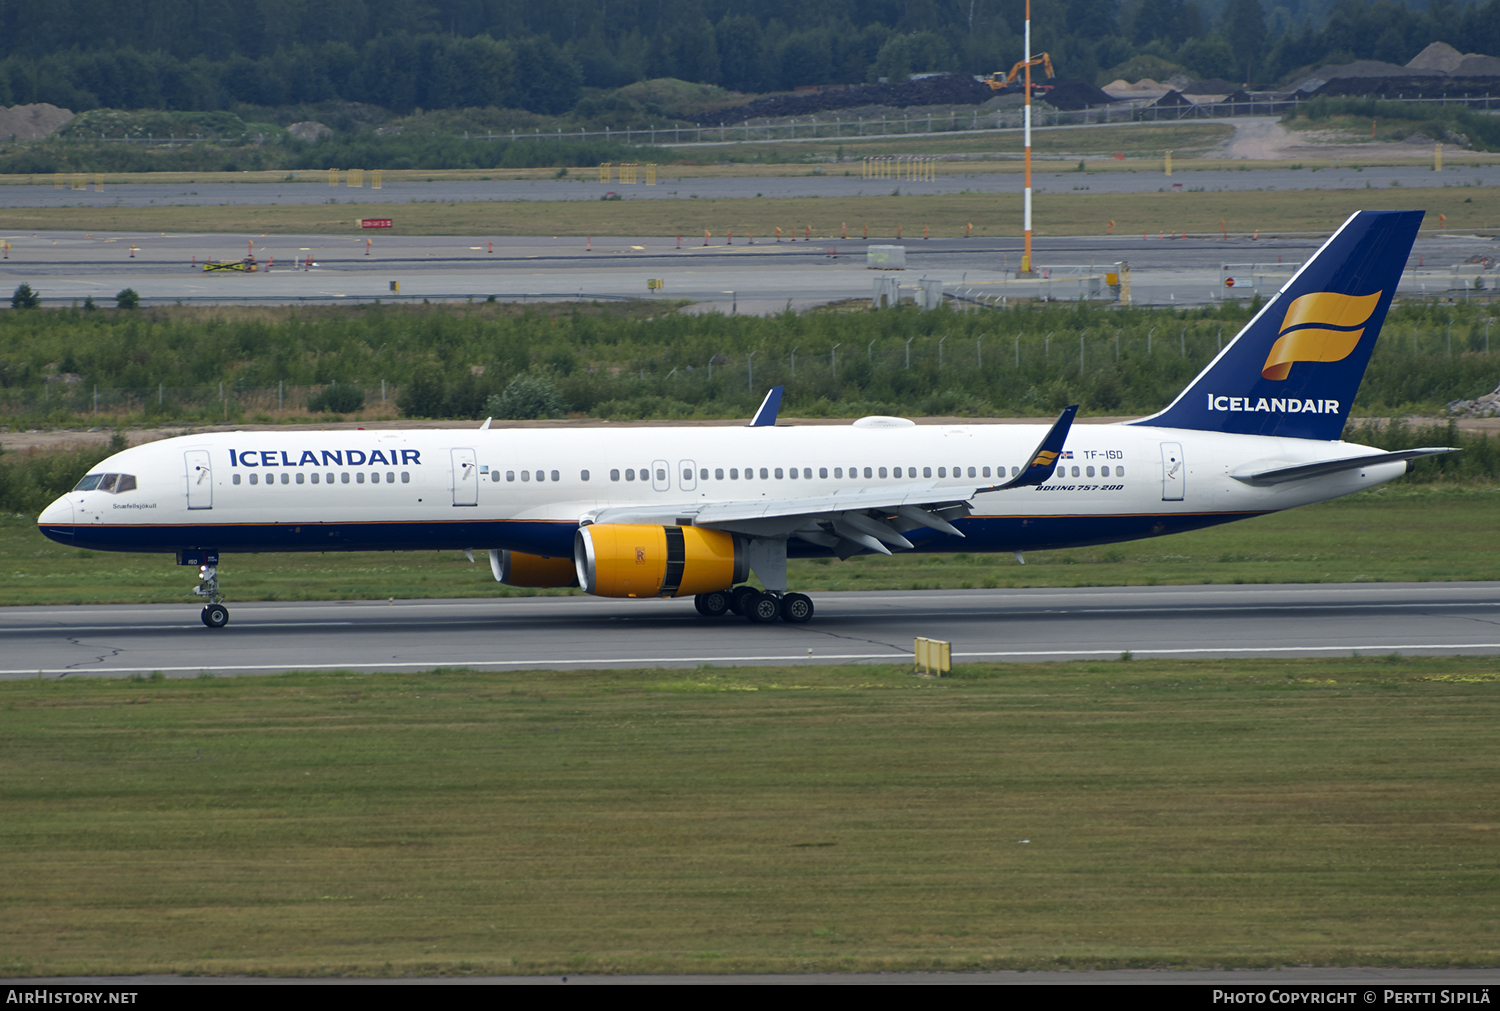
xmin=1130 ymin=210 xmax=1423 ymax=441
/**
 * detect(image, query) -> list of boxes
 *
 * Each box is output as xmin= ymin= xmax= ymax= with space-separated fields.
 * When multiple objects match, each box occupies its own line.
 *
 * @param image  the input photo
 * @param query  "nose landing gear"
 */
xmin=192 ymin=564 xmax=229 ymax=627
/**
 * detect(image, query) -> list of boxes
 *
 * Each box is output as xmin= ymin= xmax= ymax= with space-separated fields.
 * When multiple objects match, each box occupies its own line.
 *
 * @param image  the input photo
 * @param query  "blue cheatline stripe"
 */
xmin=40 ymin=510 xmax=1266 ymax=557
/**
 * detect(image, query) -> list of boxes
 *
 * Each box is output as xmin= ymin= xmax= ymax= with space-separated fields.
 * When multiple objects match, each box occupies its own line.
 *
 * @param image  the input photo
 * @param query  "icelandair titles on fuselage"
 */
xmin=1206 ymin=395 xmax=1340 ymax=414
xmin=228 ymin=448 xmax=422 ymax=467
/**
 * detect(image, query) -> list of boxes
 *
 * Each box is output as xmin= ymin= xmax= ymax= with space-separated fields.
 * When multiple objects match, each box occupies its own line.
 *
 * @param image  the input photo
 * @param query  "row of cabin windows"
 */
xmin=610 ymin=465 xmax=1016 ymax=482
xmin=480 ymin=464 xmax=1126 ymax=486
xmin=233 ymin=471 xmax=411 ymax=486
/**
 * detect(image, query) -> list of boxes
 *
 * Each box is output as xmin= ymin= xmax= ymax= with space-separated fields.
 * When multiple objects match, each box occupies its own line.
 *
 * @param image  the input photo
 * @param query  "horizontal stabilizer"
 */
xmin=1230 ymin=447 xmax=1456 ymax=485
xmin=980 ymin=406 xmax=1079 ymax=491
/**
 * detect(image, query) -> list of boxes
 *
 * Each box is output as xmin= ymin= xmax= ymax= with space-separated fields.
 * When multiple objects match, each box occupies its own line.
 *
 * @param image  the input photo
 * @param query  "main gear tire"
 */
xmin=745 ymin=591 xmax=782 ymax=624
xmin=728 ymin=585 xmax=760 ymax=616
xmin=694 ymin=590 xmax=731 ymax=617
xmin=779 ymin=592 xmax=814 ymax=623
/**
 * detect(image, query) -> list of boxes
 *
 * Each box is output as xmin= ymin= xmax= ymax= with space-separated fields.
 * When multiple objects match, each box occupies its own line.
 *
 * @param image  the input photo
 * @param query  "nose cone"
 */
xmin=37 ymin=495 xmax=74 ymax=542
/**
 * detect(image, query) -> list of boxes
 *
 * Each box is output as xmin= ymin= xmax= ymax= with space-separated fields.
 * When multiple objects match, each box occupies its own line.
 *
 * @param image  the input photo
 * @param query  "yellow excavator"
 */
xmin=985 ymin=52 xmax=1055 ymax=92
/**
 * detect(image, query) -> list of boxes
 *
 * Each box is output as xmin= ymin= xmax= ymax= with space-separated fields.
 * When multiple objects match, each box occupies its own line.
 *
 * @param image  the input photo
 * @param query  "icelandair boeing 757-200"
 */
xmin=37 ymin=210 xmax=1454 ymax=628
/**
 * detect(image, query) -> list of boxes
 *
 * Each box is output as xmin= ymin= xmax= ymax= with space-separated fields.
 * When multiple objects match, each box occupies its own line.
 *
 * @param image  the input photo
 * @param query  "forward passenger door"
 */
xmin=452 ymin=448 xmax=478 ymax=506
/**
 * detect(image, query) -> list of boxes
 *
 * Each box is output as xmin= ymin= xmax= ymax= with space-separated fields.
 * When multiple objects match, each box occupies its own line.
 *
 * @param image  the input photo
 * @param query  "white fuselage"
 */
xmin=37 ymin=421 xmax=1407 ymax=560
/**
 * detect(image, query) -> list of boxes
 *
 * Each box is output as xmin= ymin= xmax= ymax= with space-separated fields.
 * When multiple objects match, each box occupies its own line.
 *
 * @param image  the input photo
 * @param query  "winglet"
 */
xmin=982 ymin=405 xmax=1078 ymax=490
xmin=480 ymin=417 xmax=492 ymax=430
xmin=749 ymin=386 xmax=784 ymax=427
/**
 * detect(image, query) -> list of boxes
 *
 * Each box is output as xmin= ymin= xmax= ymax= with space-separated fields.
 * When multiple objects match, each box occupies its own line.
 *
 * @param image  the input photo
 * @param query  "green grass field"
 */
xmin=2 ymin=485 xmax=1492 ymax=606
xmin=1 ymin=656 xmax=1495 ymax=976
xmin=5 ymin=184 xmax=1499 ymax=238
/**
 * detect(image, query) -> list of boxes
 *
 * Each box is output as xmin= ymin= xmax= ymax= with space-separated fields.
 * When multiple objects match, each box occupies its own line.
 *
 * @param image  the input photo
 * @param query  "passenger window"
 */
xmin=610 ymin=469 xmax=619 ymax=481
xmin=233 ymin=474 xmax=241 ymax=485
xmin=402 ymin=472 xmax=410 ymax=483
xmin=700 ymin=468 xmax=708 ymax=480
xmin=535 ymin=470 xmax=544 ymax=482
xmin=311 ymin=473 xmax=319 ymax=484
xmin=787 ymin=467 xmax=795 ymax=479
xmin=1086 ymin=466 xmax=1095 ymax=477
xmin=581 ymin=470 xmax=590 ymax=482
xmin=371 ymin=473 xmax=380 ymax=484
xmin=967 ymin=467 xmax=976 ymax=478
xmin=357 ymin=472 xmax=365 ymax=484
xmin=1071 ymin=466 xmax=1080 ymax=477
xmin=522 ymin=471 xmax=531 ymax=482
xmin=327 ymin=472 xmax=335 ymax=483
xmin=759 ymin=468 xmax=768 ymax=479
xmin=819 ymin=468 xmax=827 ymax=478
xmin=1101 ymin=466 xmax=1110 ymax=477
xmin=1116 ymin=466 xmax=1125 ymax=477
xmin=1011 ymin=466 xmax=1020 ymax=477
xmin=878 ymin=467 xmax=887 ymax=478
xmin=625 ymin=469 xmax=634 ymax=481
xmin=729 ymin=468 xmax=738 ymax=480
xmin=551 ymin=470 xmax=560 ymax=482
xmin=341 ymin=472 xmax=350 ymax=484
xmin=774 ymin=468 xmax=784 ymax=479
xmin=296 ymin=473 xmax=305 ymax=485
xmin=715 ymin=468 xmax=724 ymax=480
xmin=249 ymin=474 xmax=259 ymax=485
xmin=924 ymin=467 xmax=932 ymax=478
xmin=655 ymin=469 xmax=666 ymax=482
xmin=892 ymin=467 xmax=901 ymax=478
xmin=937 ymin=467 xmax=946 ymax=478
xmin=490 ymin=470 xmax=500 ymax=482
xmin=684 ymin=468 xmax=693 ymax=481
xmin=507 ymin=471 xmax=516 ymax=482
xmin=834 ymin=468 xmax=842 ymax=478
xmin=982 ymin=466 xmax=991 ymax=478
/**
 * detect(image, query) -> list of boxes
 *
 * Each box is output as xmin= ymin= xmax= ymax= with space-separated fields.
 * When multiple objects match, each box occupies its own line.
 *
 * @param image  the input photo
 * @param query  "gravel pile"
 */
xmin=1041 ymin=79 xmax=1116 ymax=111
xmin=0 ymin=103 xmax=74 ymax=141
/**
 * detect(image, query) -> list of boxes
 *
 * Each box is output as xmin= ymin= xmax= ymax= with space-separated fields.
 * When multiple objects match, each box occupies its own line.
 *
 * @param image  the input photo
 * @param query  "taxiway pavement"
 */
xmin=1 ymin=582 xmax=1495 ymax=679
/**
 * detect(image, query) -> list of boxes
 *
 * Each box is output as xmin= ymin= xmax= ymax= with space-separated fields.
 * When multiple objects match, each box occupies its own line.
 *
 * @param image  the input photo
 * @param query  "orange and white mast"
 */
xmin=1021 ymin=0 xmax=1034 ymax=275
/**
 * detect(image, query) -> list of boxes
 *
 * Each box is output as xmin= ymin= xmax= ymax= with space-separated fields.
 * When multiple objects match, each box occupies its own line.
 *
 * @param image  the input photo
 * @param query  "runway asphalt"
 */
xmin=4 ymin=228 xmax=1491 ymax=312
xmin=2 ymin=582 xmax=1496 ymax=679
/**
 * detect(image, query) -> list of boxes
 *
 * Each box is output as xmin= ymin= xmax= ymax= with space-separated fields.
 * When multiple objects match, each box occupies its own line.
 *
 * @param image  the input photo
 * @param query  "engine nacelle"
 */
xmin=574 ymin=524 xmax=745 ymax=598
xmin=489 ymin=549 xmax=579 ymax=588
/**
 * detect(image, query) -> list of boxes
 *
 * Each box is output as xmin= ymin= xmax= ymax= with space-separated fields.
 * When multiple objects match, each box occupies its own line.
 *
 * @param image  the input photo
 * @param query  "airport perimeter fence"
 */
xmin=0 ymin=383 xmax=398 ymax=422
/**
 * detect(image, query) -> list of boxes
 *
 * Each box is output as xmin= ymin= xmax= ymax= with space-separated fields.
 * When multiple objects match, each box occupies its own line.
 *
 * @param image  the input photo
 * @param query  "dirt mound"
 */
xmin=0 ymin=103 xmax=74 ymax=141
xmin=1041 ymin=79 xmax=1116 ymax=111
xmin=1407 ymin=42 xmax=1465 ymax=73
xmin=1455 ymin=54 xmax=1500 ymax=76
xmin=1152 ymin=90 xmax=1193 ymax=107
xmin=696 ymin=75 xmax=995 ymax=125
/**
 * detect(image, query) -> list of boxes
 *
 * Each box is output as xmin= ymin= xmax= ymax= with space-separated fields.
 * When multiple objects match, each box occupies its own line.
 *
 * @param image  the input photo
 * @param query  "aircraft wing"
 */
xmin=586 ymin=407 xmax=1080 ymax=557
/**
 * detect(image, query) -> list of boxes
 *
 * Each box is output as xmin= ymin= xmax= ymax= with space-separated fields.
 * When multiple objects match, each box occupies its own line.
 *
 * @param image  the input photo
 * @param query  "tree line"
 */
xmin=5 ymin=1 xmax=1500 ymax=120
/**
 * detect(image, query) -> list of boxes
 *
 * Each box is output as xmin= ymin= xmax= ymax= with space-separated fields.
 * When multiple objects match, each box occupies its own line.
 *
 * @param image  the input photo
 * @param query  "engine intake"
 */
xmin=490 ymin=549 xmax=579 ymax=588
xmin=574 ymin=524 xmax=745 ymax=598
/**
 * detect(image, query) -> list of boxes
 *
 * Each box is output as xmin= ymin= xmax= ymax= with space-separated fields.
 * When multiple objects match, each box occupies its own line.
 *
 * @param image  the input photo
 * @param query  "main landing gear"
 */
xmin=193 ymin=564 xmax=229 ymax=628
xmin=695 ymin=586 xmax=814 ymax=624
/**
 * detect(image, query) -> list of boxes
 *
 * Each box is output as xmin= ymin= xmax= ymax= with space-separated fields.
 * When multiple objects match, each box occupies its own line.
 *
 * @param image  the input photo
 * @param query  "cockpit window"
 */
xmin=74 ymin=473 xmax=136 ymax=494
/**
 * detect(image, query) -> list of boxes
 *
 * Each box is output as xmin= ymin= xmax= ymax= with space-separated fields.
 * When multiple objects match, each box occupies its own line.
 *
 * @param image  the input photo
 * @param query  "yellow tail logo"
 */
xmin=1030 ymin=450 xmax=1059 ymax=468
xmin=1261 ymin=290 xmax=1382 ymax=381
